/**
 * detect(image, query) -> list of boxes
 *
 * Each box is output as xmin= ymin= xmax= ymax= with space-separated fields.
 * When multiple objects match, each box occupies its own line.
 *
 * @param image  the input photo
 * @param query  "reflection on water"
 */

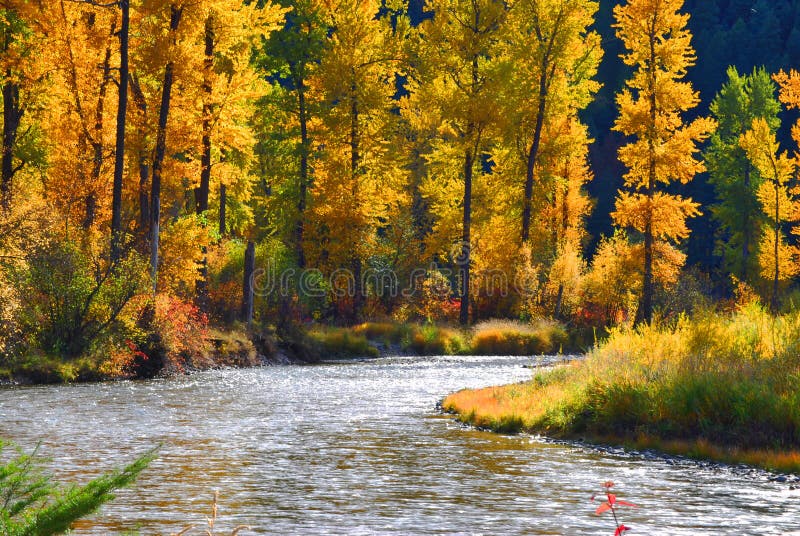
xmin=1 ymin=356 xmax=799 ymax=535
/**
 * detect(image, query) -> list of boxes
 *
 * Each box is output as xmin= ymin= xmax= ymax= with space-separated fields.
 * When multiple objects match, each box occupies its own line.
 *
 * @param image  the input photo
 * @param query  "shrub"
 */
xmin=408 ymin=324 xmax=466 ymax=355
xmin=2 ymin=238 xmax=147 ymax=360
xmin=306 ymin=326 xmax=379 ymax=358
xmin=133 ymin=294 xmax=213 ymax=377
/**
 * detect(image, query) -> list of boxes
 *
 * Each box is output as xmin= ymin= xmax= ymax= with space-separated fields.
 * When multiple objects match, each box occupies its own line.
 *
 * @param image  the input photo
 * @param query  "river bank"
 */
xmin=442 ymin=307 xmax=800 ymax=474
xmin=1 ymin=318 xmax=577 ymax=385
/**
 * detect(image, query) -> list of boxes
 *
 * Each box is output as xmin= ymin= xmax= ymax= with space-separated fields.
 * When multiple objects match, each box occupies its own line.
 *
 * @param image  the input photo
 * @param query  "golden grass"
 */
xmin=470 ymin=319 xmax=567 ymax=356
xmin=444 ymin=306 xmax=800 ymax=473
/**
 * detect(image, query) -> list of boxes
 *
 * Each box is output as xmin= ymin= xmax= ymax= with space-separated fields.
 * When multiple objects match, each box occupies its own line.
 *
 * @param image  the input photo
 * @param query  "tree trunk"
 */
xmin=195 ymin=15 xmax=214 ymax=215
xmin=242 ymin=240 xmax=255 ymax=325
xmin=111 ymin=0 xmax=130 ymax=264
xmin=1 ymin=75 xmax=21 ymax=213
xmin=195 ymin=14 xmax=215 ymax=308
xmin=772 ymin=176 xmax=780 ymax=313
xmin=84 ymin=45 xmax=113 ymax=230
xmin=295 ymin=85 xmax=309 ymax=268
xmin=349 ymin=77 xmax=363 ymax=324
xmin=521 ymin=64 xmax=549 ymax=243
xmin=742 ymin=162 xmax=751 ymax=282
xmin=129 ymin=75 xmax=149 ymax=234
xmin=150 ymin=4 xmax=183 ymax=292
xmin=554 ymin=283 xmax=564 ymax=319
xmin=219 ymin=183 xmax=227 ymax=236
xmin=459 ymin=148 xmax=473 ymax=326
xmin=635 ymin=24 xmax=658 ymax=326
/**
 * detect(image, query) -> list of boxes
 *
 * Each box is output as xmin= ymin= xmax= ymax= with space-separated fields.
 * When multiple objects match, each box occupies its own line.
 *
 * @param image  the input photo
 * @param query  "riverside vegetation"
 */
xmin=444 ymin=305 xmax=800 ymax=473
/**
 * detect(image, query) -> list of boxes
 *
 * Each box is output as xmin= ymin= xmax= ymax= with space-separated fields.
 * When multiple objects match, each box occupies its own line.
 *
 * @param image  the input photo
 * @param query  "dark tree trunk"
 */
xmin=242 ymin=240 xmax=255 ymax=325
xmin=772 ymin=174 xmax=780 ymax=313
xmin=635 ymin=29 xmax=658 ymax=326
xmin=218 ymin=182 xmax=227 ymax=236
xmin=129 ymin=75 xmax=149 ymax=234
xmin=349 ymin=78 xmax=363 ymax=324
xmin=149 ymin=4 xmax=183 ymax=292
xmin=1 ymin=76 xmax=21 ymax=213
xmin=521 ymin=64 xmax=549 ymax=243
xmin=742 ymin=162 xmax=751 ymax=282
xmin=84 ymin=44 xmax=113 ymax=230
xmin=195 ymin=14 xmax=215 ymax=308
xmin=295 ymin=85 xmax=309 ymax=268
xmin=195 ymin=15 xmax=214 ymax=215
xmin=111 ymin=0 xmax=130 ymax=264
xmin=459 ymin=148 xmax=473 ymax=326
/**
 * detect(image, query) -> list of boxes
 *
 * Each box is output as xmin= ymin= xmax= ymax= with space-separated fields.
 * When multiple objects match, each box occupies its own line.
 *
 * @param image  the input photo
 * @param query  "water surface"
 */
xmin=1 ymin=356 xmax=798 ymax=534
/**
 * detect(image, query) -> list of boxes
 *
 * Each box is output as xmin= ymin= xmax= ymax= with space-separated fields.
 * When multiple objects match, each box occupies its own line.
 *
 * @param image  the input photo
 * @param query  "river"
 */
xmin=1 ymin=355 xmax=798 ymax=535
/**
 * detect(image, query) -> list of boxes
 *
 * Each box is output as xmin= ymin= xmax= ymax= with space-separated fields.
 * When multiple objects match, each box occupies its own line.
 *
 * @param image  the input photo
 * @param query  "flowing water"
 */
xmin=1 ymin=356 xmax=798 ymax=535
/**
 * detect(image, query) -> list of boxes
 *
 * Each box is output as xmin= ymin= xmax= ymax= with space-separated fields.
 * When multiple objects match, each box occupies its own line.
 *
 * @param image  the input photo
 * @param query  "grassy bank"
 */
xmin=443 ymin=306 xmax=800 ymax=473
xmin=306 ymin=319 xmax=572 ymax=359
xmin=1 ymin=317 xmax=572 ymax=384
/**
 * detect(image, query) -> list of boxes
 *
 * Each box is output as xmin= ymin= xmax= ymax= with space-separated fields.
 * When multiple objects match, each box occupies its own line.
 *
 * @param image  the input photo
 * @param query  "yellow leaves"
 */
xmin=757 ymin=229 xmax=799 ymax=282
xmin=612 ymin=191 xmax=700 ymax=240
xmin=613 ymin=0 xmax=692 ymax=72
xmin=157 ymin=215 xmax=213 ymax=295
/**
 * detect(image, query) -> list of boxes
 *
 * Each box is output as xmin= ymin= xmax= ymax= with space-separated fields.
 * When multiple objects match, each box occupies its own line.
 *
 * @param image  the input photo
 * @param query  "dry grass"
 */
xmin=470 ymin=319 xmax=567 ymax=356
xmin=444 ymin=306 xmax=800 ymax=473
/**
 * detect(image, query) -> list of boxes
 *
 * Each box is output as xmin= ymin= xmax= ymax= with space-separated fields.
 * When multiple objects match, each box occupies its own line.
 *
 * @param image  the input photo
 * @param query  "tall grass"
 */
xmin=307 ymin=326 xmax=380 ymax=358
xmin=444 ymin=305 xmax=800 ymax=472
xmin=470 ymin=319 xmax=567 ymax=355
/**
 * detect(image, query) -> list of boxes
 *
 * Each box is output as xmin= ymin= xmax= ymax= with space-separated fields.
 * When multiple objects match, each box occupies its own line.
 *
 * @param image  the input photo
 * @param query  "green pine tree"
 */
xmin=706 ymin=66 xmax=781 ymax=286
xmin=0 ymin=440 xmax=156 ymax=536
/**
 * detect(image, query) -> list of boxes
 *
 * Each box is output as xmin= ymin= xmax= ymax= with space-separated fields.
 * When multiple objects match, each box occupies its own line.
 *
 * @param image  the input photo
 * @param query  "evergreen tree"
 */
xmin=706 ymin=67 xmax=780 ymax=287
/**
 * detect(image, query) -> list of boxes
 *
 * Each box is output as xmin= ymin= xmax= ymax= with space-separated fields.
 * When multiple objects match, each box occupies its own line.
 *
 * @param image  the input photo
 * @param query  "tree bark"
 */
xmin=459 ymin=147 xmax=473 ymax=326
xmin=195 ymin=14 xmax=215 ymax=308
xmin=150 ymin=4 xmax=183 ymax=292
xmin=349 ymin=77 xmax=363 ymax=324
xmin=84 ymin=44 xmax=113 ymax=229
xmin=742 ymin=162 xmax=751 ymax=282
xmin=521 ymin=64 xmax=549 ymax=243
xmin=111 ymin=0 xmax=130 ymax=264
xmin=129 ymin=75 xmax=149 ymax=234
xmin=219 ymin=182 xmax=227 ymax=236
xmin=242 ymin=240 xmax=255 ymax=325
xmin=635 ymin=21 xmax=658 ymax=326
xmin=295 ymin=84 xmax=309 ymax=268
xmin=1 ymin=75 xmax=21 ymax=213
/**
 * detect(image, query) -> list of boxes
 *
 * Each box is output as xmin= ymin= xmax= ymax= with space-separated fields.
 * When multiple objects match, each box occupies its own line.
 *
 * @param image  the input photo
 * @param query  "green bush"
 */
xmin=307 ymin=327 xmax=379 ymax=358
xmin=3 ymin=239 xmax=147 ymax=360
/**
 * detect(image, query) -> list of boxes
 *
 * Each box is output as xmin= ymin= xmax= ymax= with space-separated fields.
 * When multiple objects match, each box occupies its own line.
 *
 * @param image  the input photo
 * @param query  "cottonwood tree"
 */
xmin=0 ymin=3 xmax=49 ymax=214
xmin=502 ymin=0 xmax=601 ymax=244
xmin=740 ymin=118 xmax=798 ymax=312
xmin=306 ymin=0 xmax=408 ymax=322
xmin=405 ymin=0 xmax=506 ymax=325
xmin=256 ymin=0 xmax=328 ymax=269
xmin=611 ymin=0 xmax=714 ymax=324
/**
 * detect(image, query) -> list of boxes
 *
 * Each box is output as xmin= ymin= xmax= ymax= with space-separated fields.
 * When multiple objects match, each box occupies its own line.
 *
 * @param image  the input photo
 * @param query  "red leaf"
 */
xmin=607 ymin=493 xmax=616 ymax=505
xmin=616 ymin=500 xmax=638 ymax=508
xmin=614 ymin=524 xmax=631 ymax=535
xmin=595 ymin=502 xmax=611 ymax=515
